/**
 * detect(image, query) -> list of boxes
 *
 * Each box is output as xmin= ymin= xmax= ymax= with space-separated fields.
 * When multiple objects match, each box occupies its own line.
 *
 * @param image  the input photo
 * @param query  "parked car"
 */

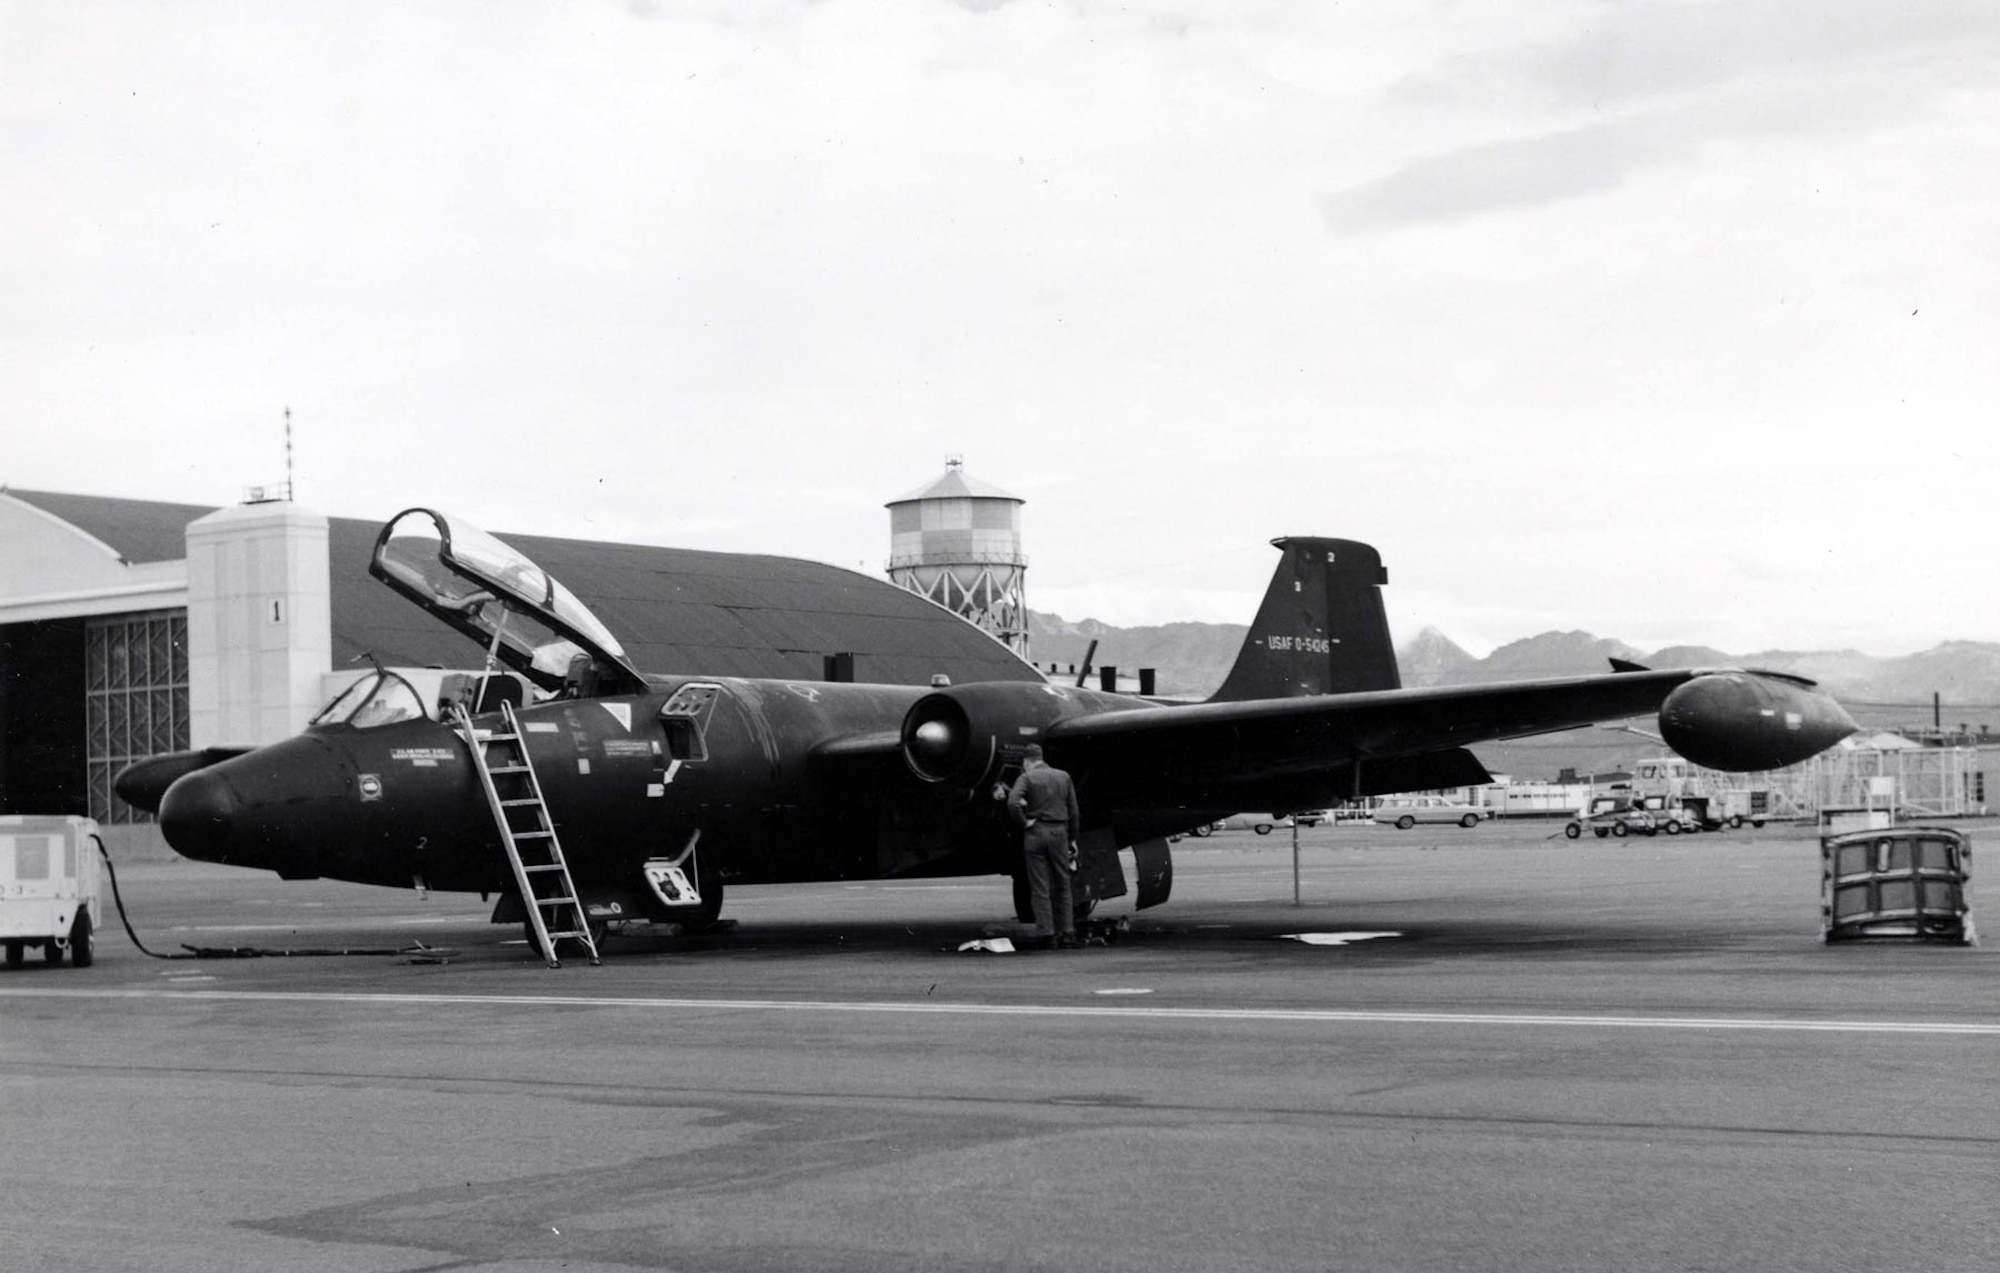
xmin=1372 ymin=796 xmax=1488 ymax=829
xmin=1212 ymin=811 xmax=1324 ymax=835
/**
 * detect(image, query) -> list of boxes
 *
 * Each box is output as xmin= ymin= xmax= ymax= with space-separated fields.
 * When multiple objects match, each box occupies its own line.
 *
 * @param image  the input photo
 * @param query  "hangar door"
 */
xmin=83 ymin=610 xmax=188 ymax=824
xmin=1 ymin=617 xmax=88 ymax=818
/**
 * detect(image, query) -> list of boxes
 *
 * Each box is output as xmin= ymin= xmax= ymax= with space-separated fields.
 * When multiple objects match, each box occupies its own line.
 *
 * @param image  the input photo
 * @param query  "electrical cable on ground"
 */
xmin=92 ymin=836 xmax=434 ymax=961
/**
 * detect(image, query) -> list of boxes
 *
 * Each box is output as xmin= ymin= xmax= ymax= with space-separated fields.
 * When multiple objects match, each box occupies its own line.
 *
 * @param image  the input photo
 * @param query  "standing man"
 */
xmin=1008 ymin=743 xmax=1082 ymax=949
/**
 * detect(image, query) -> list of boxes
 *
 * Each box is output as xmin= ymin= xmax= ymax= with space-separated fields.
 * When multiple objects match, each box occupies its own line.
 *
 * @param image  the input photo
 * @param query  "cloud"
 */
xmin=1402 ymin=0 xmax=2000 ymax=112
xmin=1330 ymin=0 xmax=2000 ymax=230
xmin=1324 ymin=115 xmax=1672 ymax=231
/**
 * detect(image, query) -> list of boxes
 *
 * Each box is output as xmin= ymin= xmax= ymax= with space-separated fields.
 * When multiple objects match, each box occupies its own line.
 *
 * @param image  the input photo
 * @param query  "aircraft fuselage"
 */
xmin=156 ymin=675 xmax=1151 ymax=912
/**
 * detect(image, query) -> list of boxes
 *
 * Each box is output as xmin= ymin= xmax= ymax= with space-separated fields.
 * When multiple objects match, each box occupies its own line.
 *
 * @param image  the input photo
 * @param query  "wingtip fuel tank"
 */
xmin=1657 ymin=672 xmax=1858 ymax=772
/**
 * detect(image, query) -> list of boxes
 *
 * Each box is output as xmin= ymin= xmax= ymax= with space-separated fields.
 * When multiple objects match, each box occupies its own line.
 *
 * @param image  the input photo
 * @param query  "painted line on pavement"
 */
xmin=3 ymin=987 xmax=1998 ymax=1036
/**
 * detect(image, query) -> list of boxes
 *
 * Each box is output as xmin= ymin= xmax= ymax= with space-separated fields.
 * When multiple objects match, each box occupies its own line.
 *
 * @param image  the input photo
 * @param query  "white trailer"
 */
xmin=1 ymin=816 xmax=101 ymax=967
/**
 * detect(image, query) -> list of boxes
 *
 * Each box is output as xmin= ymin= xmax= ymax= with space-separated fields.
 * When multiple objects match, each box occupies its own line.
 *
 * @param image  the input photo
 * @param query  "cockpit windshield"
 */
xmin=368 ymin=508 xmax=645 ymax=694
xmin=310 ymin=670 xmax=428 ymax=729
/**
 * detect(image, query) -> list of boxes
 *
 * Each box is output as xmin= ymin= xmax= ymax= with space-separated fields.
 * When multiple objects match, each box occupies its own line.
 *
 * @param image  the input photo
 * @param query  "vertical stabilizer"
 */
xmin=1209 ymin=538 xmax=1399 ymax=702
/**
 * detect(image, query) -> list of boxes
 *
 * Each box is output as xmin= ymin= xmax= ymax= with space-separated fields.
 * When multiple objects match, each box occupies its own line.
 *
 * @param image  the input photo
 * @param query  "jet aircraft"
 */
xmin=121 ymin=509 xmax=1857 ymax=956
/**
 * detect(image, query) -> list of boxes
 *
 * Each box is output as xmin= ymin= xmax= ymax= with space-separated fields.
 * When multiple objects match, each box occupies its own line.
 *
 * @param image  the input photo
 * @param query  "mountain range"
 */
xmin=1026 ymin=612 xmax=2000 ymax=712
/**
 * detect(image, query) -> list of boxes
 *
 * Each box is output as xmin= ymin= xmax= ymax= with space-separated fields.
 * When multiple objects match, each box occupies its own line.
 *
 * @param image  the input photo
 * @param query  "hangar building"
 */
xmin=0 ymin=488 xmax=1040 ymax=846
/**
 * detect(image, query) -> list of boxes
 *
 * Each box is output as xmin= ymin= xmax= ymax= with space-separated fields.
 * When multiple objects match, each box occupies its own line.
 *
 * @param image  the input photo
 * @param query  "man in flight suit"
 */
xmin=1008 ymin=743 xmax=1082 ymax=949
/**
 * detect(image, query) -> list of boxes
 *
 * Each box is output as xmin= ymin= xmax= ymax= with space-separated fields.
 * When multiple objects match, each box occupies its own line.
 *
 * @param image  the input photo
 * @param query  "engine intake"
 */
xmin=902 ymin=693 xmax=976 ymax=784
xmin=899 ymin=683 xmax=1093 ymax=796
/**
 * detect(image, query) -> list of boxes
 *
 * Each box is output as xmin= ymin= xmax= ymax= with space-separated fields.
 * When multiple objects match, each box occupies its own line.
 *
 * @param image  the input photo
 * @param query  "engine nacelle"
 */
xmin=1658 ymin=673 xmax=1857 ymax=772
xmin=900 ymin=682 xmax=1098 ymax=798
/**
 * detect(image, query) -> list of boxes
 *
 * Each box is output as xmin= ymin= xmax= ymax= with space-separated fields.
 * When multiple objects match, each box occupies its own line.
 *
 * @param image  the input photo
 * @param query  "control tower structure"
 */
xmin=885 ymin=458 xmax=1029 ymax=659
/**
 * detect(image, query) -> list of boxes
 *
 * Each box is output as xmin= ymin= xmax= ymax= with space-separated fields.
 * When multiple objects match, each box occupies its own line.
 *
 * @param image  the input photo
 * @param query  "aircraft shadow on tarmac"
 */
xmin=441 ymin=910 xmax=1814 ymax=965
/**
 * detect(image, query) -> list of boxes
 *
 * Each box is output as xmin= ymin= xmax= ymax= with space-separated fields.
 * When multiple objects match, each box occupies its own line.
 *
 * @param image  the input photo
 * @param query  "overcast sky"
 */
xmin=6 ymin=2 xmax=1996 ymax=657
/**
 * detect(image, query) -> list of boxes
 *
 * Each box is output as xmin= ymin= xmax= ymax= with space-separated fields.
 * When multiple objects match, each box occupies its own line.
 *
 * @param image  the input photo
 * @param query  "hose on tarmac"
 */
xmin=92 ymin=836 xmax=425 ymax=960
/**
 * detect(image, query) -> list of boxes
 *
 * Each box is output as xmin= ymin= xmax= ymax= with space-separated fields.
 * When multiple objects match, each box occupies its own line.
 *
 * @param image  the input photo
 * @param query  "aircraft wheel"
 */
xmin=686 ymin=876 xmax=727 ymax=930
xmin=1396 ymin=815 xmax=1416 ymax=830
xmin=520 ymin=921 xmax=589 ymax=960
xmin=1611 ymin=822 xmax=1628 ymax=838
xmin=522 ymin=921 xmax=554 ymax=961
xmin=1070 ymin=893 xmax=1098 ymax=934
xmin=1564 ymin=823 xmax=1582 ymax=840
xmin=69 ymin=913 xmax=94 ymax=968
xmin=1459 ymin=814 xmax=1479 ymax=828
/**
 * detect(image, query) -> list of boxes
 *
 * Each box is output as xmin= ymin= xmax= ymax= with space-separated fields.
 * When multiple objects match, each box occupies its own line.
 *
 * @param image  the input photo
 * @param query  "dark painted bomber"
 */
xmin=121 ymin=509 xmax=1857 ymax=940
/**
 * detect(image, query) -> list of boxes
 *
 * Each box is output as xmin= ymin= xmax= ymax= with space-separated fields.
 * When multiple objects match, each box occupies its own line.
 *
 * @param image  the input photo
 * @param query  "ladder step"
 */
xmin=470 ymin=700 xmax=598 ymax=966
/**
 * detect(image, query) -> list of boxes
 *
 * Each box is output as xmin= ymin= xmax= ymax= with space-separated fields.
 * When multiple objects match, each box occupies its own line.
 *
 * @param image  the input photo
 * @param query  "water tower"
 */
xmin=886 ymin=457 xmax=1029 ymax=658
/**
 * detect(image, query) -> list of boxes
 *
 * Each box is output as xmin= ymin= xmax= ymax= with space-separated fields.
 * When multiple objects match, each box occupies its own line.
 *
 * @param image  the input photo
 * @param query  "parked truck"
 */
xmin=1693 ymin=788 xmax=1770 ymax=830
xmin=1631 ymin=757 xmax=1772 ymax=830
xmin=1 ymin=816 xmax=101 ymax=967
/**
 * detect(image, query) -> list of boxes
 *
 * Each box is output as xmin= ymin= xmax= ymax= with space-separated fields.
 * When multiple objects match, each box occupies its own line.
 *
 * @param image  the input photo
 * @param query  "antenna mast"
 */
xmin=285 ymin=406 xmax=295 ymax=501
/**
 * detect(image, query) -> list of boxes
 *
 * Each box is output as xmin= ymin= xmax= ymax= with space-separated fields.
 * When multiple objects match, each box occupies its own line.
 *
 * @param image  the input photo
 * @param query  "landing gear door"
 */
xmin=369 ymin=508 xmax=646 ymax=695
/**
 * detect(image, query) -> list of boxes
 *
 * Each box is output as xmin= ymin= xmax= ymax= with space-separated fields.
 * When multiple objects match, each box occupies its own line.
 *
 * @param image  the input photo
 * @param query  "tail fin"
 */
xmin=1209 ymin=537 xmax=1400 ymax=702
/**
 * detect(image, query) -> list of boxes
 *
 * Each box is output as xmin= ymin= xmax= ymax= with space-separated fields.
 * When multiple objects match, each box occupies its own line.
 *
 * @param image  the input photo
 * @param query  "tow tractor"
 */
xmin=1566 ymin=796 xmax=1657 ymax=839
xmin=1565 ymin=793 xmax=1710 ymax=840
xmin=1 ymin=816 xmax=101 ymax=967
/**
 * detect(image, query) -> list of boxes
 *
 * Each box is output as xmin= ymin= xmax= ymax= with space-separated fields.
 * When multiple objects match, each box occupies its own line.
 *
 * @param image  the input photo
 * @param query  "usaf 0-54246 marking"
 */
xmin=118 ymin=508 xmax=1857 ymax=958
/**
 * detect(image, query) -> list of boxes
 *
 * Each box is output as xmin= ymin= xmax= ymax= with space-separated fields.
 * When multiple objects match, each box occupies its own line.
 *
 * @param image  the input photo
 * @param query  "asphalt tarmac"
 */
xmin=5 ymin=819 xmax=1998 ymax=1272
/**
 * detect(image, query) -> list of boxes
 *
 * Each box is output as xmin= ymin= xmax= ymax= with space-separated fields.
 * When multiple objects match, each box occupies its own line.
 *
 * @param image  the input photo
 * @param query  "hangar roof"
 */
xmin=6 ymin=490 xmax=1043 ymax=688
xmin=4 ymin=488 xmax=219 ymax=564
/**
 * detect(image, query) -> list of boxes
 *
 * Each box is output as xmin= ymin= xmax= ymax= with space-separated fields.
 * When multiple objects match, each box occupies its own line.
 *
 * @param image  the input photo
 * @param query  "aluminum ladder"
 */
xmin=451 ymin=700 xmax=600 ymax=967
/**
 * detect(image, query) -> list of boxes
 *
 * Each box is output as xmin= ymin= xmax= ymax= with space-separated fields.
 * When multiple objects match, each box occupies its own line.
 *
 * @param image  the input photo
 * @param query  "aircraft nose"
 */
xmin=159 ymin=768 xmax=239 ymax=863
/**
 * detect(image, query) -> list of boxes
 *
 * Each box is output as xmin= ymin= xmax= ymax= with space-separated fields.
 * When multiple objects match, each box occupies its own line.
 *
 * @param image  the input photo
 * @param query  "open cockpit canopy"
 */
xmin=369 ymin=508 xmax=647 ymax=695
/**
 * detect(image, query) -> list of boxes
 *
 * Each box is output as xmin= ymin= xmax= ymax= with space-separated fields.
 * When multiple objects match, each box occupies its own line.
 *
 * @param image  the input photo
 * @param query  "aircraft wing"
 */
xmin=1051 ymin=669 xmax=1691 ymax=777
xmin=1036 ymin=667 xmax=1855 ymax=812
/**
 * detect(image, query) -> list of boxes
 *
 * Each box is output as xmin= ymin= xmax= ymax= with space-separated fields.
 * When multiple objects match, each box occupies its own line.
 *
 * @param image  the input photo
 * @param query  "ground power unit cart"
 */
xmin=1 ymin=815 xmax=101 ymax=967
